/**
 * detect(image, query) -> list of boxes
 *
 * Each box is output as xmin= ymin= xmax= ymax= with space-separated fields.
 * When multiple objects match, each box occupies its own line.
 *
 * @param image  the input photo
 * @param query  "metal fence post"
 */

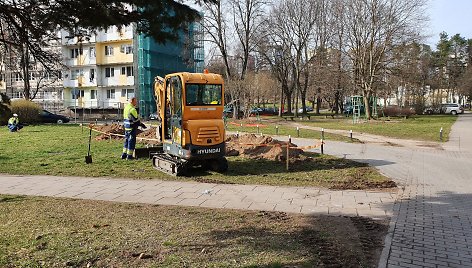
xmin=286 ymin=135 xmax=291 ymax=171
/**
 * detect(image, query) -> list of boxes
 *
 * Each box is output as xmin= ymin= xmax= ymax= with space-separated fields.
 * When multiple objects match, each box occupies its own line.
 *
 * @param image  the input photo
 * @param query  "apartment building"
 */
xmin=0 ymin=41 xmax=64 ymax=110
xmin=61 ymin=25 xmax=135 ymax=111
xmin=61 ymin=21 xmax=204 ymax=117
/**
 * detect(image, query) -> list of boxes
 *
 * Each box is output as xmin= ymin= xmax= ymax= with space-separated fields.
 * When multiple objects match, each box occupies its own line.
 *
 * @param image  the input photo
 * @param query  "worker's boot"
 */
xmin=121 ymin=153 xmax=127 ymax=159
xmin=126 ymin=154 xmax=134 ymax=160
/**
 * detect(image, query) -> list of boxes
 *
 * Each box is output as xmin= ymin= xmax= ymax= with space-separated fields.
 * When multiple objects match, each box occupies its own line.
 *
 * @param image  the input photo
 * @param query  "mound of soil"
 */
xmin=93 ymin=123 xmax=160 ymax=145
xmin=137 ymin=127 xmax=160 ymax=145
xmin=225 ymin=134 xmax=305 ymax=162
xmin=94 ymin=124 xmax=125 ymax=141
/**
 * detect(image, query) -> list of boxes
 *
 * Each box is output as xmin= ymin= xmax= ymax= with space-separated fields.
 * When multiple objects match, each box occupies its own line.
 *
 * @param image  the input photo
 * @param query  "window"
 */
xmin=89 ymin=47 xmax=96 ymax=58
xmin=71 ymin=69 xmax=79 ymax=80
xmin=89 ymin=69 xmax=95 ymax=82
xmin=91 ymin=90 xmax=97 ymax=100
xmin=105 ymin=45 xmax=114 ymax=56
xmin=120 ymin=44 xmax=133 ymax=54
xmin=126 ymin=66 xmax=133 ymax=76
xmin=121 ymin=89 xmax=134 ymax=99
xmin=172 ymin=77 xmax=182 ymax=116
xmin=71 ymin=90 xmax=84 ymax=100
xmin=105 ymin=67 xmax=114 ymax=78
xmin=29 ymin=72 xmax=36 ymax=81
xmin=121 ymin=66 xmax=133 ymax=76
xmin=12 ymin=73 xmax=22 ymax=82
xmin=186 ymin=84 xmax=222 ymax=106
xmin=70 ymin=48 xmax=83 ymax=58
xmin=107 ymin=89 xmax=115 ymax=99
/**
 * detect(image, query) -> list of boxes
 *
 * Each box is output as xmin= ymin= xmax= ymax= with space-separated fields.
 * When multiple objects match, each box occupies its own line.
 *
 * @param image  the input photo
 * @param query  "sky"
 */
xmin=427 ymin=0 xmax=472 ymax=48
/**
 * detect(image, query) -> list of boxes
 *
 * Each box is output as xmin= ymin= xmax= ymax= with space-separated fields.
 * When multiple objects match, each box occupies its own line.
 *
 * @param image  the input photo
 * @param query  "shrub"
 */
xmin=381 ymin=106 xmax=416 ymax=118
xmin=0 ymin=93 xmax=12 ymax=125
xmin=10 ymin=99 xmax=41 ymax=124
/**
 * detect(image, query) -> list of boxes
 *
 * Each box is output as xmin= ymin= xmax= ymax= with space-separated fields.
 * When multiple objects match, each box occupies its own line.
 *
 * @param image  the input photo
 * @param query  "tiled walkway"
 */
xmin=0 ymin=174 xmax=395 ymax=219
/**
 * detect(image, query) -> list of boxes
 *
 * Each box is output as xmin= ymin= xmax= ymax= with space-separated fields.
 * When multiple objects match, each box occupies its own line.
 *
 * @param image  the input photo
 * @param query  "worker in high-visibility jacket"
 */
xmin=7 ymin=113 xmax=23 ymax=132
xmin=122 ymin=97 xmax=146 ymax=160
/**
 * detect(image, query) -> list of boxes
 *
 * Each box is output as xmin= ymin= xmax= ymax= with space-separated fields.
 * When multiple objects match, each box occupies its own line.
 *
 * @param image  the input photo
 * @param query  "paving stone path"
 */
xmin=0 ymin=174 xmax=395 ymax=219
xmin=299 ymin=113 xmax=472 ymax=268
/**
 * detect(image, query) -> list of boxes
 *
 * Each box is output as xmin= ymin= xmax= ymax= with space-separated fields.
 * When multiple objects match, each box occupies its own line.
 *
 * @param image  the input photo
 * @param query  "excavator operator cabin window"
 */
xmin=171 ymin=77 xmax=182 ymax=116
xmin=185 ymin=84 xmax=222 ymax=106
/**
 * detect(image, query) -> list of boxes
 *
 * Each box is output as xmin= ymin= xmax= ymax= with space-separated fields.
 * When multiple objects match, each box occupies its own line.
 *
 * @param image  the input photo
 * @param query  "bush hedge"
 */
xmin=381 ymin=106 xmax=416 ymax=118
xmin=0 ymin=93 xmax=12 ymax=125
xmin=10 ymin=99 xmax=41 ymax=124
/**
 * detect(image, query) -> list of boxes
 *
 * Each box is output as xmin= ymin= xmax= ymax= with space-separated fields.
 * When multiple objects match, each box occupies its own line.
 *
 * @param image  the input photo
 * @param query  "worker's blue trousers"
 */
xmin=123 ymin=128 xmax=137 ymax=157
xmin=7 ymin=124 xmax=22 ymax=132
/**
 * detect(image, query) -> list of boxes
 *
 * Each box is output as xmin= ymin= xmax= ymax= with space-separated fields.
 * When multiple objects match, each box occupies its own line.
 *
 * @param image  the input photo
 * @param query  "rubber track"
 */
xmin=152 ymin=153 xmax=187 ymax=176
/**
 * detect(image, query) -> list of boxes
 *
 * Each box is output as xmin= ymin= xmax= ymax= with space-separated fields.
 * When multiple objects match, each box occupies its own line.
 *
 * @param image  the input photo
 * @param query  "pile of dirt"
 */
xmin=136 ymin=127 xmax=160 ymax=145
xmin=225 ymin=134 xmax=305 ymax=162
xmin=93 ymin=123 xmax=160 ymax=145
xmin=94 ymin=124 xmax=125 ymax=141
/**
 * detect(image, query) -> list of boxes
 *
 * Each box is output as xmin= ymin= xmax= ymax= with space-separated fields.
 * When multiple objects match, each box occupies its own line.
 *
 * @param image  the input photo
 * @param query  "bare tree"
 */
xmin=202 ymin=0 xmax=232 ymax=79
xmin=258 ymin=0 xmax=319 ymax=116
xmin=343 ymin=0 xmax=428 ymax=119
xmin=230 ymin=0 xmax=266 ymax=79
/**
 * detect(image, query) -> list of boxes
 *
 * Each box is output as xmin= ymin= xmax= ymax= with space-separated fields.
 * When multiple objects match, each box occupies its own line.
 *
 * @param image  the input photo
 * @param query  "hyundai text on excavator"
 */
xmin=152 ymin=71 xmax=228 ymax=176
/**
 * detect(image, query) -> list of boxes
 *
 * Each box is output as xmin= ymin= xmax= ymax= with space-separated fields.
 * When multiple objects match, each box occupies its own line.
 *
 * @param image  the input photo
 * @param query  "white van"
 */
xmin=441 ymin=103 xmax=464 ymax=115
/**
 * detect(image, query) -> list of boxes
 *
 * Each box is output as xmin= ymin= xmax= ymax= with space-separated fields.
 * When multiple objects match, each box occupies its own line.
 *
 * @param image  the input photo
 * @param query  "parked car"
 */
xmin=39 ymin=110 xmax=70 ymax=124
xmin=298 ymin=106 xmax=314 ymax=113
xmin=423 ymin=106 xmax=441 ymax=115
xmin=424 ymin=103 xmax=464 ymax=115
xmin=441 ymin=103 xmax=464 ymax=115
xmin=223 ymin=106 xmax=244 ymax=118
xmin=149 ymin=113 xmax=159 ymax=120
xmin=250 ymin=107 xmax=278 ymax=116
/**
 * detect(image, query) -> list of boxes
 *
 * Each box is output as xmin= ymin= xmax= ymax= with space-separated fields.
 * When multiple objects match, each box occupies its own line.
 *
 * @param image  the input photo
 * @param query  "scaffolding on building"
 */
xmin=136 ymin=22 xmax=204 ymax=117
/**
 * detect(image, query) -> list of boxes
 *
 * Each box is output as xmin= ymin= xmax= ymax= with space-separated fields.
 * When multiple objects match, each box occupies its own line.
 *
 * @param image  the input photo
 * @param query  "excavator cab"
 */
xmin=153 ymin=71 xmax=227 ymax=176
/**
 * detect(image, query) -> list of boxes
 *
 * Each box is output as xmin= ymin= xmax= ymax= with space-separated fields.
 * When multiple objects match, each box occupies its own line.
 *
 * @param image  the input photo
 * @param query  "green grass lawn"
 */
xmin=225 ymin=120 xmax=354 ymax=142
xmin=234 ymin=114 xmax=458 ymax=142
xmin=0 ymin=124 xmax=393 ymax=189
xmin=0 ymin=194 xmax=388 ymax=267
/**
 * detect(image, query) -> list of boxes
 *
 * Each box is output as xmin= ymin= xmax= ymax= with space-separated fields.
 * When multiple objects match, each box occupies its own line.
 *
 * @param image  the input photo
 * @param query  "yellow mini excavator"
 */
xmin=152 ymin=70 xmax=228 ymax=176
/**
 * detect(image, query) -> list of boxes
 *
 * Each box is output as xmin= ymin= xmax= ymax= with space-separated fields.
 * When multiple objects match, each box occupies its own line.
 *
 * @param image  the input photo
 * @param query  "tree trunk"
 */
xmin=363 ymin=89 xmax=372 ymax=119
xmin=334 ymin=91 xmax=340 ymax=114
xmin=279 ymin=86 xmax=283 ymax=116
xmin=21 ymin=44 xmax=31 ymax=100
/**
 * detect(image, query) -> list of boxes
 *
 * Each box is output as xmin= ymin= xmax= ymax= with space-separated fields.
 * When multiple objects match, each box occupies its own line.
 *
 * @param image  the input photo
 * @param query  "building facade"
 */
xmin=61 ymin=25 xmax=135 ymax=112
xmin=1 ymin=18 xmax=204 ymax=117
xmin=62 ymin=21 xmax=204 ymax=117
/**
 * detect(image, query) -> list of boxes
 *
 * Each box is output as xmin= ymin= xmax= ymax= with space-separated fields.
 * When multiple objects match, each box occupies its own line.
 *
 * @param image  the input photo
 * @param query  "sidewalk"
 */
xmin=0 ymin=174 xmax=396 ymax=219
